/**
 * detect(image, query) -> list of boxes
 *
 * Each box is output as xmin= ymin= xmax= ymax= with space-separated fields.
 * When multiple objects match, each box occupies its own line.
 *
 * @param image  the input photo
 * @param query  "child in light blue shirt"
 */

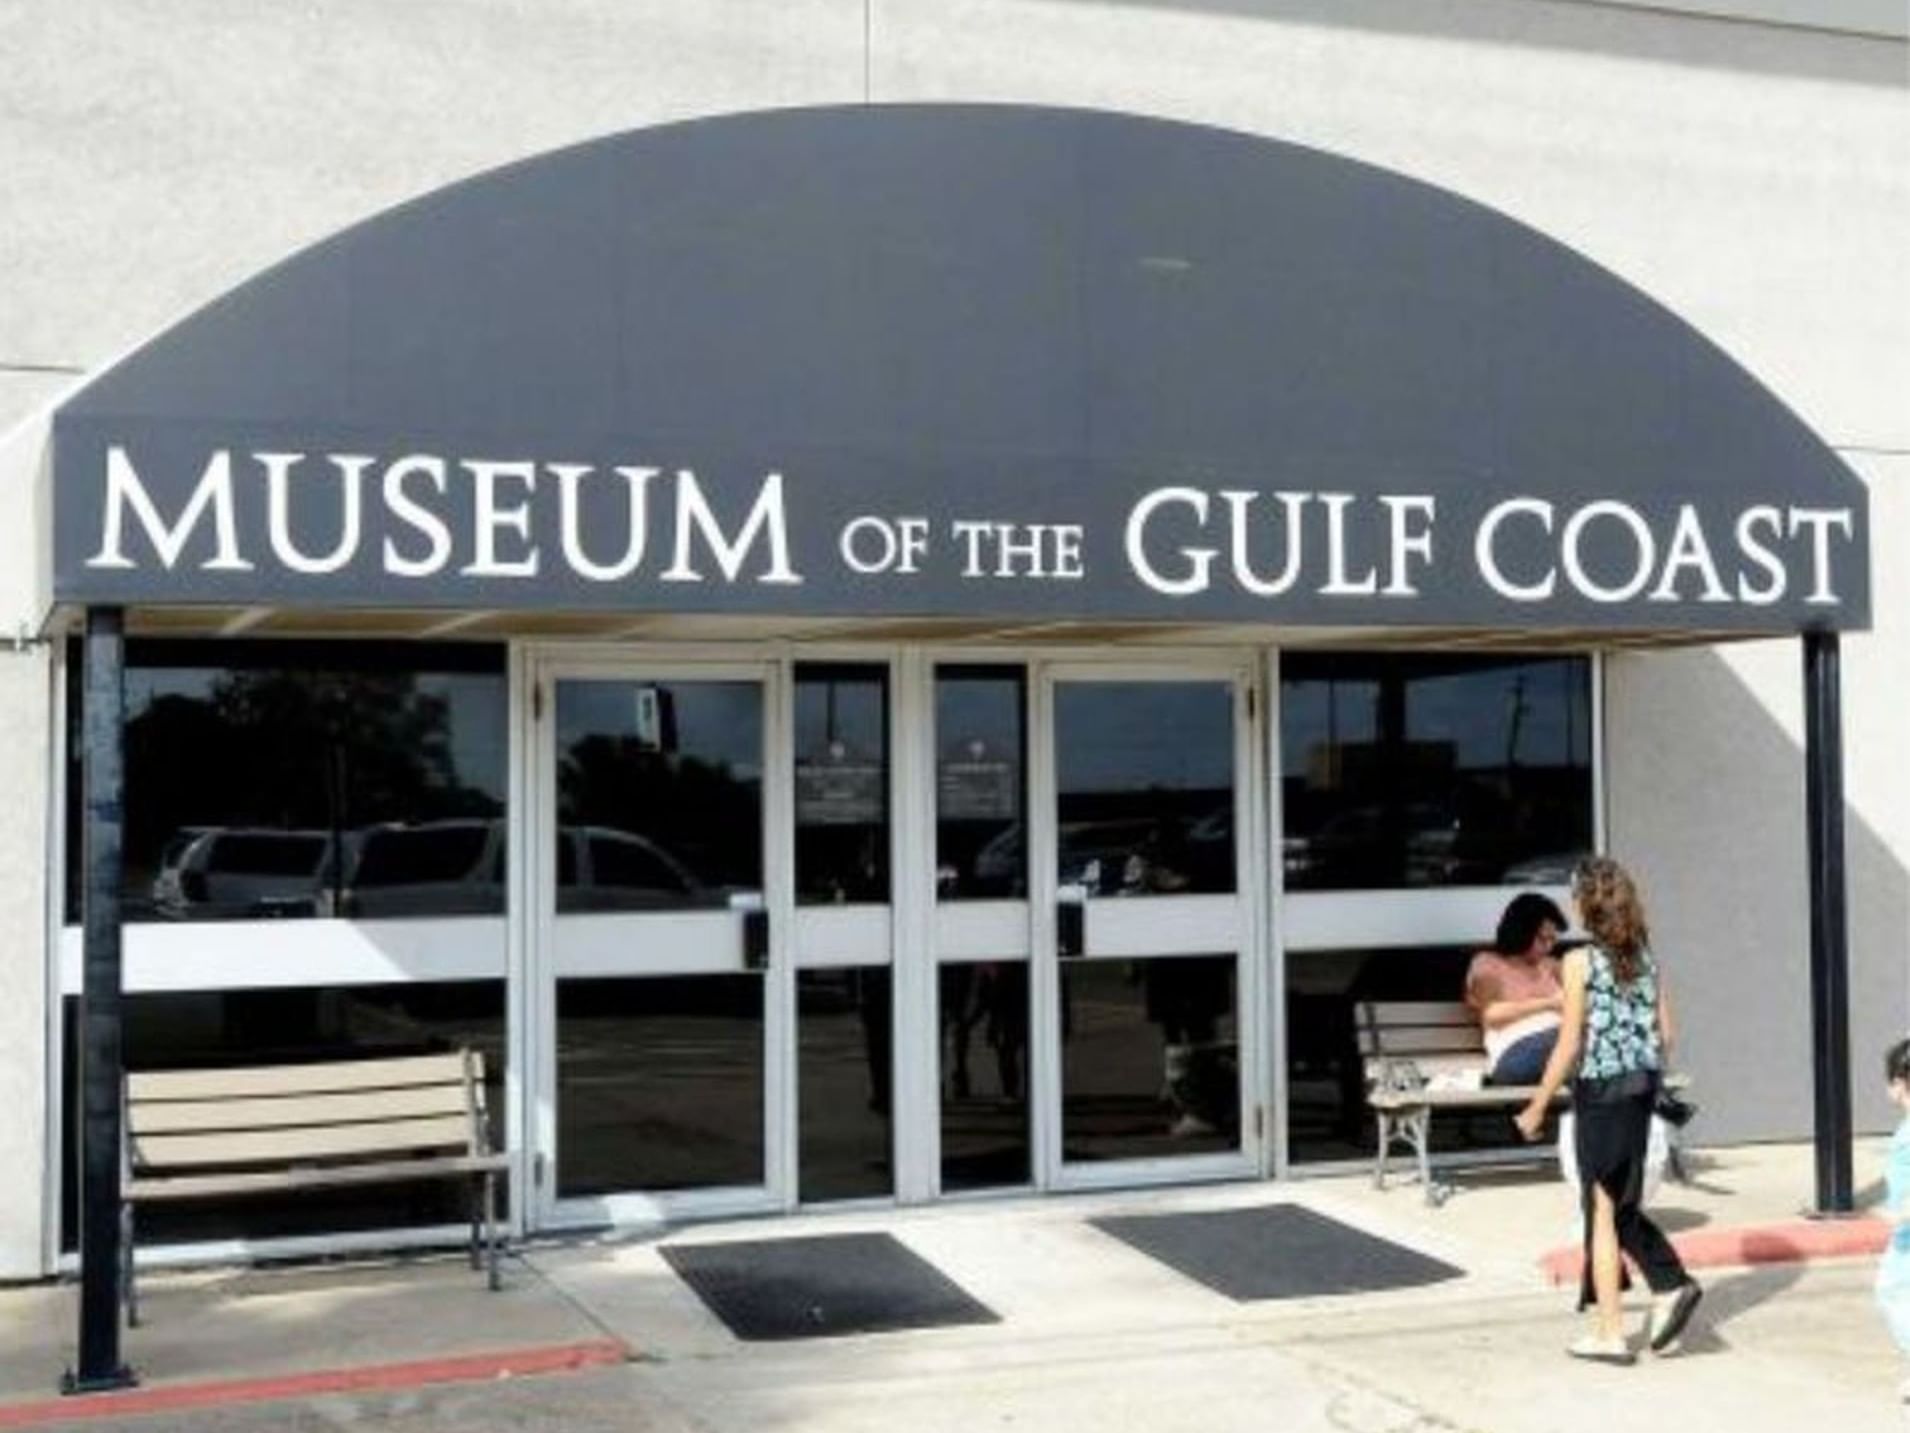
xmin=1877 ymin=1037 xmax=1910 ymax=1399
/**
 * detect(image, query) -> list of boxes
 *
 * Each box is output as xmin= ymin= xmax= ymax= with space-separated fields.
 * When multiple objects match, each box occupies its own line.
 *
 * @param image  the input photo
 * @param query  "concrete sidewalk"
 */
xmin=0 ymin=1252 xmax=625 ymax=1424
xmin=1328 ymin=1133 xmax=1897 ymax=1276
xmin=1 ymin=1138 xmax=1901 ymax=1430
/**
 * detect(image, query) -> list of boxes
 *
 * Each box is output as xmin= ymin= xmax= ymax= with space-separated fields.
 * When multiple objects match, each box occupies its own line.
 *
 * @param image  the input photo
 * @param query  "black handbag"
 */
xmin=1653 ymin=1087 xmax=1697 ymax=1128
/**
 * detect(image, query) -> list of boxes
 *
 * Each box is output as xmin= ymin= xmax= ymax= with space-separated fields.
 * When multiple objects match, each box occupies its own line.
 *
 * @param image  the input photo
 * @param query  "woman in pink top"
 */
xmin=1466 ymin=893 xmax=1569 ymax=1084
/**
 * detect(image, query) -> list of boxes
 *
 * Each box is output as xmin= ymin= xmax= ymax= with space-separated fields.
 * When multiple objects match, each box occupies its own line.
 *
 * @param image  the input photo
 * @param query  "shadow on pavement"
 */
xmin=1670 ymin=1264 xmax=1809 ymax=1356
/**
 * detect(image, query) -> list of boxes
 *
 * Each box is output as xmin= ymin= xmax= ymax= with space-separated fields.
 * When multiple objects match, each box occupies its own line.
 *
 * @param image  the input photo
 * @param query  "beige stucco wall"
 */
xmin=0 ymin=643 xmax=51 ymax=1278
xmin=0 ymin=408 xmax=53 ymax=1276
xmin=0 ymin=0 xmax=1902 ymax=1271
xmin=3 ymin=3 xmax=1904 ymax=440
xmin=1607 ymin=452 xmax=1910 ymax=1143
xmin=873 ymin=0 xmax=1909 ymax=448
xmin=0 ymin=0 xmax=870 ymax=439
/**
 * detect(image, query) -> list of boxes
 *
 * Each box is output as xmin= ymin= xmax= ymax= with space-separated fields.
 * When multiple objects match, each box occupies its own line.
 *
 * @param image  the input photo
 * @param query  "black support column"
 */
xmin=1803 ymin=629 xmax=1855 ymax=1216
xmin=65 ymin=607 xmax=136 ymax=1394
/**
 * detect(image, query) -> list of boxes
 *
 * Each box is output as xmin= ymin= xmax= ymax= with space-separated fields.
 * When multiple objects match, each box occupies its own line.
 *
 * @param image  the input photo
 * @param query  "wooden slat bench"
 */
xmin=1359 ymin=1000 xmax=1689 ymax=1206
xmin=123 ymin=1049 xmax=507 ymax=1324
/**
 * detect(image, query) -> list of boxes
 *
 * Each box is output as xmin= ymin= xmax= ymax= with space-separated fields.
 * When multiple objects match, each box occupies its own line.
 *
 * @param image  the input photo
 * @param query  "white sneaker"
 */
xmin=1566 ymin=1332 xmax=1635 ymax=1366
xmin=1647 ymin=1281 xmax=1702 ymax=1354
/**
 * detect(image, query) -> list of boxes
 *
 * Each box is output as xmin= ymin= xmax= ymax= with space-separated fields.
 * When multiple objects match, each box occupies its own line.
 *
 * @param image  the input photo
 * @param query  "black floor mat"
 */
xmin=661 ymin=1232 xmax=1000 ymax=1341
xmin=1093 ymin=1203 xmax=1463 ymax=1301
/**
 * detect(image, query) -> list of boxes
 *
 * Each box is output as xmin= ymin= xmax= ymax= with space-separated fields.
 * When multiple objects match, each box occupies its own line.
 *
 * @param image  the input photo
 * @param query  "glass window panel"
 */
xmin=338 ymin=821 xmax=504 ymax=917
xmin=1060 ymin=955 xmax=1239 ymax=1162
xmin=62 ymin=981 xmax=506 ymax=1249
xmin=1281 ymin=655 xmax=1593 ymax=890
xmin=797 ymin=967 xmax=893 ymax=1201
xmin=352 ymin=825 xmax=489 ymax=886
xmin=586 ymin=833 xmax=697 ymax=900
xmin=934 ymin=668 xmax=1026 ymax=901
xmin=555 ymin=975 xmax=764 ymax=1195
xmin=554 ymin=680 xmax=762 ymax=911
xmin=65 ymin=640 xmax=508 ymax=924
xmin=938 ymin=960 xmax=1030 ymax=1191
xmin=794 ymin=665 xmax=890 ymax=904
xmin=1054 ymin=683 xmax=1235 ymax=896
xmin=1400 ymin=658 xmax=1593 ymax=886
xmin=1279 ymin=665 xmax=1388 ymax=891
xmin=1284 ymin=946 xmax=1559 ymax=1165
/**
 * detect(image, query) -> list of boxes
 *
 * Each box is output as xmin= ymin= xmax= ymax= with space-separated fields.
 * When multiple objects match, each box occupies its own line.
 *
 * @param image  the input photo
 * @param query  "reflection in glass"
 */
xmin=798 ymin=968 xmax=893 ymax=1201
xmin=62 ymin=981 xmax=506 ymax=1249
xmin=556 ymin=975 xmax=763 ymax=1195
xmin=938 ymin=961 xmax=1031 ymax=1190
xmin=554 ymin=680 xmax=762 ymax=911
xmin=1281 ymin=655 xmax=1593 ymax=891
xmin=1284 ymin=946 xmax=1555 ymax=1164
xmin=1061 ymin=956 xmax=1239 ymax=1162
xmin=794 ymin=665 xmax=890 ymax=904
xmin=67 ymin=641 xmax=508 ymax=923
xmin=327 ymin=820 xmax=505 ymax=918
xmin=1054 ymin=683 xmax=1235 ymax=895
xmin=934 ymin=668 xmax=1026 ymax=900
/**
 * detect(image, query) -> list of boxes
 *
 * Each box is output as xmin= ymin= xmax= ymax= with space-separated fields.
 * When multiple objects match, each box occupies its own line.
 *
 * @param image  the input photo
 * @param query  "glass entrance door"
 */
xmin=931 ymin=665 xmax=1033 ymax=1194
xmin=1039 ymin=666 xmax=1258 ymax=1187
xmin=790 ymin=662 xmax=896 ymax=1204
xmin=531 ymin=662 xmax=785 ymax=1224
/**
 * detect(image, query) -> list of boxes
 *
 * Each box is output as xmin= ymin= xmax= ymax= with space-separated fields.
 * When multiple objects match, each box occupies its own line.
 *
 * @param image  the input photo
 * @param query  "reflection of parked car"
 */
xmin=153 ymin=826 xmax=214 ymax=883
xmin=1502 ymin=851 xmax=1584 ymax=885
xmin=1181 ymin=807 xmax=1235 ymax=888
xmin=1281 ymin=804 xmax=1390 ymax=888
xmin=1285 ymin=801 xmax=1454 ymax=889
xmin=975 ymin=820 xmax=1156 ymax=894
xmin=972 ymin=817 xmax=1211 ymax=895
xmin=971 ymin=824 xmax=1027 ymax=892
xmin=151 ymin=827 xmax=330 ymax=920
xmin=318 ymin=818 xmax=709 ymax=918
xmin=153 ymin=817 xmax=717 ymax=921
xmin=1404 ymin=790 xmax=1522 ymax=886
xmin=318 ymin=819 xmax=504 ymax=918
xmin=1064 ymin=819 xmax=1177 ymax=893
xmin=558 ymin=825 xmax=707 ymax=911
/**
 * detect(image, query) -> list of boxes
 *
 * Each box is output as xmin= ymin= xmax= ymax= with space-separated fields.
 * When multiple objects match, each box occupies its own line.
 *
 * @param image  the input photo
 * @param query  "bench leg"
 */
xmin=1403 ymin=1109 xmax=1436 ymax=1206
xmin=483 ymin=1171 xmax=500 ymax=1292
xmin=465 ymin=1180 xmax=481 ymax=1272
xmin=1373 ymin=1112 xmax=1392 ymax=1190
xmin=122 ymin=1202 xmax=138 ymax=1329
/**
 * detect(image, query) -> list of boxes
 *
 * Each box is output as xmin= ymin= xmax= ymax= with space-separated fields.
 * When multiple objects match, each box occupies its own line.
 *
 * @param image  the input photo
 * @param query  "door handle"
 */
xmin=729 ymin=891 xmax=769 ymax=971
xmin=1057 ymin=899 xmax=1085 ymax=960
xmin=742 ymin=907 xmax=770 ymax=971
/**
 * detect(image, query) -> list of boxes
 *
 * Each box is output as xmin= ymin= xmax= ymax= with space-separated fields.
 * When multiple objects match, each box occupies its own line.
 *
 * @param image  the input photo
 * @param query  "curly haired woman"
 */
xmin=1514 ymin=856 xmax=1701 ymax=1364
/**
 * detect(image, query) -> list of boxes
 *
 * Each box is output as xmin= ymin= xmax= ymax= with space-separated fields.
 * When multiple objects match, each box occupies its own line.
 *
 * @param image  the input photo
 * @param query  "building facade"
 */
xmin=0 ymin=0 xmax=1904 ymax=1281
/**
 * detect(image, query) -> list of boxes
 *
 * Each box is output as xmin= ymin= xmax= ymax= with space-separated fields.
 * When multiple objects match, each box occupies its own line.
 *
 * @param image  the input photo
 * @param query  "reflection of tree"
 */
xmin=558 ymin=737 xmax=759 ymax=890
xmin=124 ymin=669 xmax=496 ymax=887
xmin=126 ymin=693 xmax=232 ymax=862
xmin=214 ymin=671 xmax=473 ymax=823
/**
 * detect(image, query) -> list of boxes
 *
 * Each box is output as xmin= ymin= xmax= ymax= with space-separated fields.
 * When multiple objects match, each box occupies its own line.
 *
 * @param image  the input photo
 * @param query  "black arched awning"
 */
xmin=48 ymin=104 xmax=1869 ymax=634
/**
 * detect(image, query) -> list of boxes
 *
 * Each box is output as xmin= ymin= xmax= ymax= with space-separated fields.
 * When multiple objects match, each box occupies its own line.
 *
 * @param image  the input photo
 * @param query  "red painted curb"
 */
xmin=0 ymin=1338 xmax=630 ymax=1428
xmin=1539 ymin=1217 xmax=1891 ymax=1285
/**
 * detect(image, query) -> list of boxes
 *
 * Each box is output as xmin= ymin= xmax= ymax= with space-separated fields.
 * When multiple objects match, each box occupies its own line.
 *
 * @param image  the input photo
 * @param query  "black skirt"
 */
xmin=1574 ymin=1069 xmax=1658 ymax=1204
xmin=1572 ymin=1068 xmax=1658 ymax=1307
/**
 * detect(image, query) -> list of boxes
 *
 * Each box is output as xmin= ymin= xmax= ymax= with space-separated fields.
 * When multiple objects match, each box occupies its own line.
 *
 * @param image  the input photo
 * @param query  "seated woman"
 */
xmin=1466 ymin=892 xmax=1569 ymax=1085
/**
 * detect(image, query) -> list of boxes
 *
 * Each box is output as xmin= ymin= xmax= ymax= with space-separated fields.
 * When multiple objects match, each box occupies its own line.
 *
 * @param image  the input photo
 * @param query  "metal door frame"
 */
xmin=1032 ymin=657 xmax=1265 ymax=1194
xmin=521 ymin=648 xmax=793 ymax=1231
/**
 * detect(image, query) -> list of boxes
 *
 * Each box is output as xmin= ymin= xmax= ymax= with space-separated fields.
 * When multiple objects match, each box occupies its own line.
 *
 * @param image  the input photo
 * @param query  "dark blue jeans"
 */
xmin=1487 ymin=1028 xmax=1558 ymax=1085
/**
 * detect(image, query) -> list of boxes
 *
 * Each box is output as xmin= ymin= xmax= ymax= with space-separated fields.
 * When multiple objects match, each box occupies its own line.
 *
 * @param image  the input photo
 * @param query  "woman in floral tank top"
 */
xmin=1515 ymin=856 xmax=1701 ymax=1364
